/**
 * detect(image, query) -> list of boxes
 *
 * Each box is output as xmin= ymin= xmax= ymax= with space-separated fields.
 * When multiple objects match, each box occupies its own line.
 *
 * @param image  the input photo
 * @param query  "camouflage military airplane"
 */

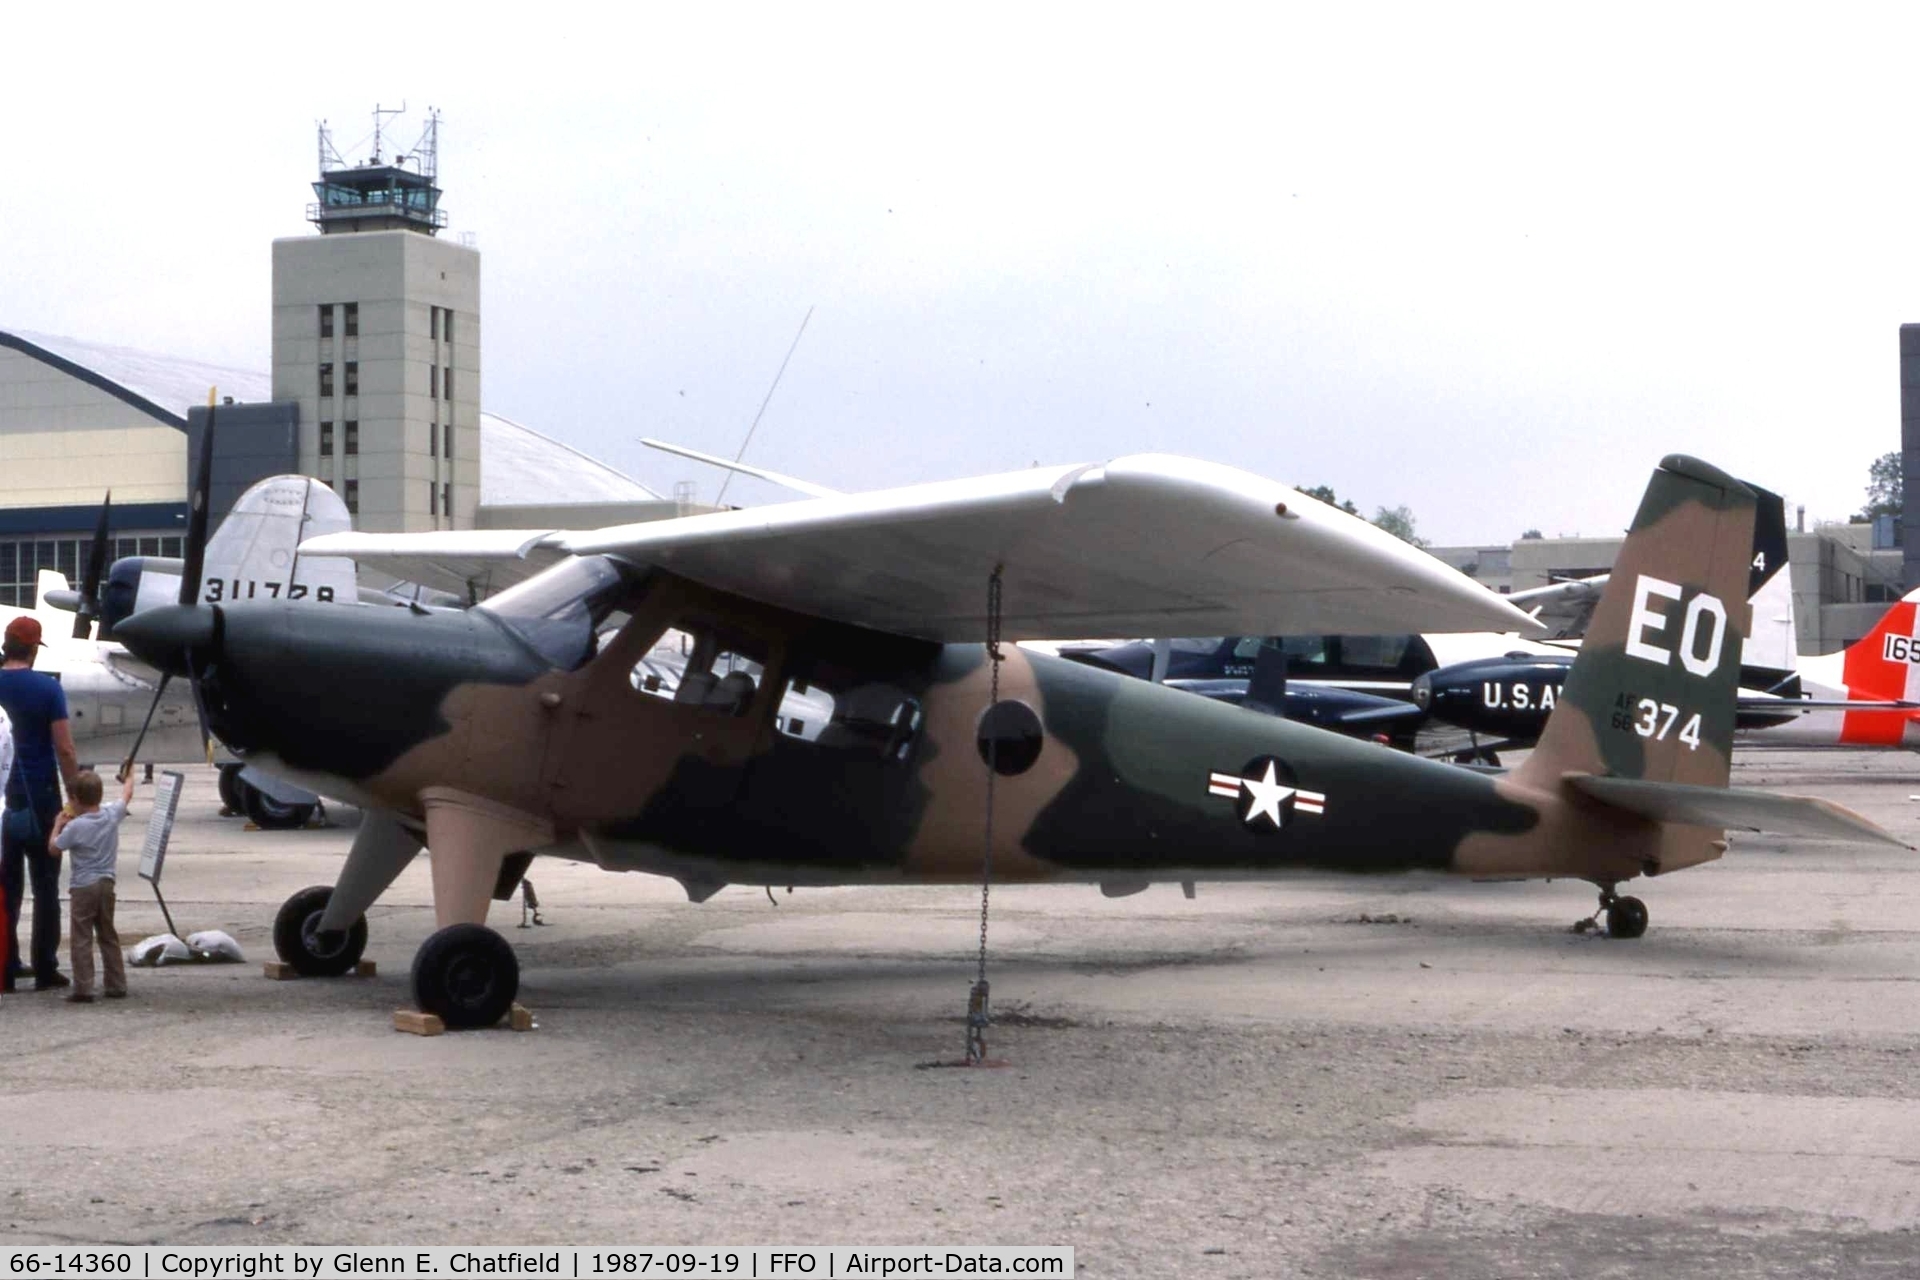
xmin=115 ymin=447 xmax=1902 ymax=1029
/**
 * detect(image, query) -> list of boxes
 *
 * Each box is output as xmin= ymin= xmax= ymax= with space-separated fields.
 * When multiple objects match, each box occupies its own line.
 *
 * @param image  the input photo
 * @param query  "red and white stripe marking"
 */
xmin=1208 ymin=771 xmax=1243 ymax=798
xmin=1295 ymin=789 xmax=1326 ymax=815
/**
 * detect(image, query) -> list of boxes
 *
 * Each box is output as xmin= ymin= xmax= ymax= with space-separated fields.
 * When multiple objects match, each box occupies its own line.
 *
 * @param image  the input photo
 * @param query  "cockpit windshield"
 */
xmin=478 ymin=555 xmax=635 ymax=669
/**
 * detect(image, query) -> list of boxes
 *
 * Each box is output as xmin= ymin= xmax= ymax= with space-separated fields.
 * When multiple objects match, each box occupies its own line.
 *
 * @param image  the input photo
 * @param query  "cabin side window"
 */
xmin=631 ymin=624 xmax=767 ymax=718
xmin=775 ymin=655 xmax=922 ymax=762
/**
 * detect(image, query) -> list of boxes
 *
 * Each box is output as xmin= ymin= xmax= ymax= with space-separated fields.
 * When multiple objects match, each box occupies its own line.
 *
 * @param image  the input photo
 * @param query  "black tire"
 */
xmin=241 ymin=779 xmax=316 ymax=830
xmin=1607 ymin=895 xmax=1649 ymax=940
xmin=411 ymin=923 xmax=519 ymax=1029
xmin=272 ymin=884 xmax=368 ymax=976
xmin=217 ymin=764 xmax=244 ymax=815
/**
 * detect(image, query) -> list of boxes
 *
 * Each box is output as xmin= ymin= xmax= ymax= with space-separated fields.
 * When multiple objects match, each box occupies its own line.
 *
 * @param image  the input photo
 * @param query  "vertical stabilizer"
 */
xmin=200 ymin=476 xmax=357 ymax=605
xmin=1740 ymin=486 xmax=1795 ymax=675
xmin=1831 ymin=585 xmax=1920 ymax=743
xmin=1516 ymin=456 xmax=1757 ymax=790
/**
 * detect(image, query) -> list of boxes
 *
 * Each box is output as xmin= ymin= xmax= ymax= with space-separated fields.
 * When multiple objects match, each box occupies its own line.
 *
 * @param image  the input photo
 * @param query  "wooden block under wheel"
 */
xmin=509 ymin=1003 xmax=535 ymax=1032
xmin=393 ymin=1009 xmax=445 ymax=1036
xmin=263 ymin=961 xmax=297 ymax=980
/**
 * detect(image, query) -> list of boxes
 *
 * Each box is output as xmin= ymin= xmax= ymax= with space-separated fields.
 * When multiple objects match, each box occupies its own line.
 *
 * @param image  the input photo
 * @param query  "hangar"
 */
xmin=0 ymin=326 xmax=669 ymax=608
xmin=0 ymin=330 xmax=668 ymax=610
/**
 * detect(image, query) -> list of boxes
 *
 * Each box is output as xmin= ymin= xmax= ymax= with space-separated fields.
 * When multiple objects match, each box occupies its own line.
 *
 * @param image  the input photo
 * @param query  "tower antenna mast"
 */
xmin=371 ymin=100 xmax=407 ymax=164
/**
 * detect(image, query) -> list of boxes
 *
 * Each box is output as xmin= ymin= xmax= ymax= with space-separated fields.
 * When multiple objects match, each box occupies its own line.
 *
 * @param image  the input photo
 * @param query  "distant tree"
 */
xmin=1520 ymin=528 xmax=1543 ymax=540
xmin=1298 ymin=484 xmax=1360 ymax=515
xmin=1372 ymin=504 xmax=1427 ymax=548
xmin=1856 ymin=451 xmax=1903 ymax=522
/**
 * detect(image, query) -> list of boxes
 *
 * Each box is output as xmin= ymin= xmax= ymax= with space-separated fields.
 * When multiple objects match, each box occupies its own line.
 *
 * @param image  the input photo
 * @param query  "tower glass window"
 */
xmin=319 ymin=305 xmax=333 ymax=339
xmin=344 ymin=302 xmax=358 ymax=337
xmin=319 ymin=363 xmax=334 ymax=397
xmin=430 ymin=365 xmax=438 ymax=399
xmin=344 ymin=362 xmax=358 ymax=396
xmin=345 ymin=421 xmax=359 ymax=455
xmin=345 ymin=480 xmax=359 ymax=515
xmin=431 ymin=306 xmax=439 ymax=340
xmin=443 ymin=484 xmax=451 ymax=519
xmin=320 ymin=421 xmax=334 ymax=455
xmin=443 ymin=367 xmax=453 ymax=402
xmin=429 ymin=422 xmax=437 ymax=458
xmin=444 ymin=311 xmax=453 ymax=346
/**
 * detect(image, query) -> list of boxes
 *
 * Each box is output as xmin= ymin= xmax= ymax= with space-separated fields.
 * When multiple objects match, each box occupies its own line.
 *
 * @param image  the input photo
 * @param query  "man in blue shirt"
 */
xmin=1 ymin=616 xmax=80 ymax=991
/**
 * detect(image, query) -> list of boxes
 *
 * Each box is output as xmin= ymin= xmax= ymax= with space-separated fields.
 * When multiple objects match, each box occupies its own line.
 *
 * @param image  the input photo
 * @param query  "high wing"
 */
xmin=305 ymin=454 xmax=1545 ymax=641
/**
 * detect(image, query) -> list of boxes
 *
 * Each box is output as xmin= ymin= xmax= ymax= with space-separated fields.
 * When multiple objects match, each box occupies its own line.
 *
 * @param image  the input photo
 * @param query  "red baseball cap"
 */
xmin=4 ymin=616 xmax=45 ymax=648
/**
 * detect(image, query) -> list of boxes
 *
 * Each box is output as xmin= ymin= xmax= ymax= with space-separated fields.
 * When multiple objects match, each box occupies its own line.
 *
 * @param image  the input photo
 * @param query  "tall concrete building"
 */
xmin=1902 ymin=323 xmax=1920 ymax=591
xmin=271 ymin=113 xmax=479 ymax=532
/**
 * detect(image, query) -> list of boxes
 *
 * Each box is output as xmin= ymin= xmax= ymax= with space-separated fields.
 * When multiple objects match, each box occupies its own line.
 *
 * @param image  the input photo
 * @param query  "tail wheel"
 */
xmin=241 ymin=779 xmax=316 ymax=830
xmin=412 ymin=923 xmax=519 ymax=1029
xmin=272 ymin=884 xmax=368 ymax=976
xmin=1606 ymin=895 xmax=1649 ymax=939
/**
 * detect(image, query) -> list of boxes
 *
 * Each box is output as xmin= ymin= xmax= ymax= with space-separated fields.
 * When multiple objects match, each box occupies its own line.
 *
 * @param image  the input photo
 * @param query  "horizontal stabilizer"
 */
xmin=1566 ymin=773 xmax=1910 ymax=848
xmin=1737 ymin=696 xmax=1920 ymax=713
xmin=1338 ymin=702 xmax=1428 ymax=726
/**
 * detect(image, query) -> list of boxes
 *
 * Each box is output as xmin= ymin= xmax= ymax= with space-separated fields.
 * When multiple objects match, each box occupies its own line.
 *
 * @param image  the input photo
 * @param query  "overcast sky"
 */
xmin=6 ymin=8 xmax=1918 ymax=544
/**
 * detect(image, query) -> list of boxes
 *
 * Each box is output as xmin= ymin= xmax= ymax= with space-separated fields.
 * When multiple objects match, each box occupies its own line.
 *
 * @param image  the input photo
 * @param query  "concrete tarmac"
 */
xmin=8 ymin=750 xmax=1920 ymax=1276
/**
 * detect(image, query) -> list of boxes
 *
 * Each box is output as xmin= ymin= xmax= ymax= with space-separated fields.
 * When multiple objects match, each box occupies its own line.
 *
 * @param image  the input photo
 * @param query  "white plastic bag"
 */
xmin=128 ymin=933 xmax=192 ymax=966
xmin=186 ymin=930 xmax=245 ymax=963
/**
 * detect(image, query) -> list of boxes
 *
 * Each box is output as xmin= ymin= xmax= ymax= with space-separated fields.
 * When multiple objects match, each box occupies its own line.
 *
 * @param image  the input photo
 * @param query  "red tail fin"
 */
xmin=1838 ymin=588 xmax=1920 ymax=744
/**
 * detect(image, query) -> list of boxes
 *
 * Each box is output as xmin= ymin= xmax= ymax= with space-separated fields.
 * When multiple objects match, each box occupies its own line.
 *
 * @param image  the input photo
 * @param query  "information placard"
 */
xmin=138 ymin=769 xmax=184 ymax=884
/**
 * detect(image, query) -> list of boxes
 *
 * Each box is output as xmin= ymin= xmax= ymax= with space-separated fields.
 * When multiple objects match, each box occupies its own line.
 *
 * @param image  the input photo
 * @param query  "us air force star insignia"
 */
xmin=1206 ymin=759 xmax=1326 ymax=829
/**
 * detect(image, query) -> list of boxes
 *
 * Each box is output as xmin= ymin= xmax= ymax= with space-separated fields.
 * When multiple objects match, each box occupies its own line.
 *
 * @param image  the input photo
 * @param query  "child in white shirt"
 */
xmin=50 ymin=768 xmax=134 ymax=1003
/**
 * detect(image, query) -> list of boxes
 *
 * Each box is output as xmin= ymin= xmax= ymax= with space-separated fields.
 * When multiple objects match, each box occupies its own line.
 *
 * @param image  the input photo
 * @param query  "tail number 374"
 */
xmin=1623 ymin=697 xmax=1704 ymax=750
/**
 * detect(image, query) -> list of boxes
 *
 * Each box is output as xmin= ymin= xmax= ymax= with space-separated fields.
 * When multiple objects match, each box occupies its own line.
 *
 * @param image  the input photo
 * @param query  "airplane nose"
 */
xmin=114 ymin=604 xmax=218 ymax=675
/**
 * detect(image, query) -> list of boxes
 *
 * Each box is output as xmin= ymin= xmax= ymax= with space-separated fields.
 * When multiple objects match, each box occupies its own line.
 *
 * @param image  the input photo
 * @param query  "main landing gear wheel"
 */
xmin=1607 ymin=895 xmax=1650 ymax=940
xmin=272 ymin=885 xmax=368 ymax=976
xmin=241 ymin=779 xmax=316 ymax=831
xmin=411 ymin=923 xmax=519 ymax=1030
xmin=217 ymin=764 xmax=244 ymax=815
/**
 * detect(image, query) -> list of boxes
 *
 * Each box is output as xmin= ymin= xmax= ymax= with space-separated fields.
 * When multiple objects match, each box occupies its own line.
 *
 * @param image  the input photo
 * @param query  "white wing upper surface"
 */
xmin=298 ymin=529 xmax=571 ymax=599
xmin=305 ymin=454 xmax=1544 ymax=642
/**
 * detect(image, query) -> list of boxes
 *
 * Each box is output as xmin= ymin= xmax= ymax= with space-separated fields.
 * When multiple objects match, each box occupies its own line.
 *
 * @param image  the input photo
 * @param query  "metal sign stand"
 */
xmin=137 ymin=771 xmax=186 ymax=940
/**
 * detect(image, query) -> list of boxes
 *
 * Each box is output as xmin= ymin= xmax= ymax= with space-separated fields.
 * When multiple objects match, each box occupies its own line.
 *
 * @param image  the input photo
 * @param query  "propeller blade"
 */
xmin=121 ymin=671 xmax=173 ymax=780
xmin=73 ymin=491 xmax=111 ymax=640
xmin=180 ymin=394 xmax=218 ymax=608
xmin=184 ymin=649 xmax=216 ymax=764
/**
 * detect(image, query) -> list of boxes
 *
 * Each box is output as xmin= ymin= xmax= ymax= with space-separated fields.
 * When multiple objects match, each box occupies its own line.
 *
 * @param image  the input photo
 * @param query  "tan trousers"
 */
xmin=69 ymin=880 xmax=126 ymax=997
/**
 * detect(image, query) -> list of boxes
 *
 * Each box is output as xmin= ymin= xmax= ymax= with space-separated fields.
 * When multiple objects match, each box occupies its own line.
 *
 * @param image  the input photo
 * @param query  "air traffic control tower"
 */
xmin=272 ymin=107 xmax=479 ymax=532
